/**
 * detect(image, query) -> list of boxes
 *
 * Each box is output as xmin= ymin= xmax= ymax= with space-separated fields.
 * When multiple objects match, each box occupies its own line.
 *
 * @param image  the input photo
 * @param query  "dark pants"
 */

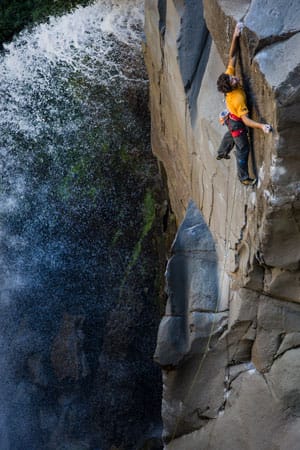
xmin=217 ymin=130 xmax=250 ymax=181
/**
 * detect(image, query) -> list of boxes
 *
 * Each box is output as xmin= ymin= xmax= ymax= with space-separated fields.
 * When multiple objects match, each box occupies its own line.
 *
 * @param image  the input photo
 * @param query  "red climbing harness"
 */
xmin=229 ymin=112 xmax=242 ymax=121
xmin=227 ymin=113 xmax=247 ymax=137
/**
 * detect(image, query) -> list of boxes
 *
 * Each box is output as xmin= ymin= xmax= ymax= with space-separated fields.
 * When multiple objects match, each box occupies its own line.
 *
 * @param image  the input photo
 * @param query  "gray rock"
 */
xmin=154 ymin=316 xmax=189 ymax=368
xmin=244 ymin=0 xmax=300 ymax=56
xmin=144 ymin=0 xmax=300 ymax=446
xmin=254 ymin=33 xmax=300 ymax=93
xmin=175 ymin=0 xmax=211 ymax=122
xmin=166 ymin=370 xmax=284 ymax=450
xmin=172 ymin=201 xmax=216 ymax=253
xmin=267 ymin=348 xmax=300 ymax=415
xmin=154 ymin=201 xmax=221 ymax=368
xmin=165 ymin=252 xmax=218 ymax=314
xmin=162 ymin=340 xmax=228 ymax=440
xmin=276 ymin=332 xmax=300 ymax=357
xmin=228 ymin=288 xmax=258 ymax=329
xmin=251 ymin=328 xmax=281 ymax=372
xmin=228 ymin=361 xmax=256 ymax=383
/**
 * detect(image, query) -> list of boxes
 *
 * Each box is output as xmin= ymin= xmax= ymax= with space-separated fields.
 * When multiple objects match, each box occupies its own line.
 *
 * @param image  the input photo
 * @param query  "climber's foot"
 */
xmin=241 ymin=178 xmax=257 ymax=186
xmin=216 ymin=154 xmax=230 ymax=160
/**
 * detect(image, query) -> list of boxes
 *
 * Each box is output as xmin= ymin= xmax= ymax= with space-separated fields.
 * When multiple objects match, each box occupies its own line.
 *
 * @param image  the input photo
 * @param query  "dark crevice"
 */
xmin=158 ymin=0 xmax=167 ymax=38
xmin=174 ymin=0 xmax=212 ymax=125
xmin=229 ymin=323 xmax=255 ymax=365
xmin=261 ymin=373 xmax=275 ymax=397
xmin=185 ymin=29 xmax=210 ymax=92
xmin=188 ymin=32 xmax=212 ymax=125
xmin=291 ymin=201 xmax=300 ymax=235
xmin=208 ymin=172 xmax=215 ymax=227
xmin=234 ymin=204 xmax=248 ymax=269
xmin=245 ymin=285 xmax=300 ymax=305
xmin=253 ymin=30 xmax=300 ymax=58
xmin=274 ymin=343 xmax=300 ymax=360
xmin=190 ymin=308 xmax=229 ymax=313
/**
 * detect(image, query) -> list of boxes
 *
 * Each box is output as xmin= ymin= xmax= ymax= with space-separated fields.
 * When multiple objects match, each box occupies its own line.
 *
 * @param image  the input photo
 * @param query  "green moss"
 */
xmin=119 ymin=145 xmax=130 ymax=163
xmin=57 ymin=155 xmax=92 ymax=201
xmin=118 ymin=189 xmax=156 ymax=297
xmin=111 ymin=229 xmax=122 ymax=246
xmin=101 ymin=143 xmax=110 ymax=154
xmin=132 ymin=190 xmax=155 ymax=264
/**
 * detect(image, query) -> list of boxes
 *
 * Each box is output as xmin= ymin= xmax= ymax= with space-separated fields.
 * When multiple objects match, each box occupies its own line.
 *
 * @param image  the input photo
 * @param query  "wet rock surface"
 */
xmin=144 ymin=0 xmax=300 ymax=447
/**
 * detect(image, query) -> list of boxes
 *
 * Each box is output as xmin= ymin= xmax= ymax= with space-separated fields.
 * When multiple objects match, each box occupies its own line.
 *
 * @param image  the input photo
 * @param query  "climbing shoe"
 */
xmin=241 ymin=178 xmax=256 ymax=186
xmin=216 ymin=154 xmax=230 ymax=160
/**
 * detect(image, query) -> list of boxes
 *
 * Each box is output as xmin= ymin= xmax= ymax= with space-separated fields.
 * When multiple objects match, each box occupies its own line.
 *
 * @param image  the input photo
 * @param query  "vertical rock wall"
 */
xmin=144 ymin=0 xmax=300 ymax=448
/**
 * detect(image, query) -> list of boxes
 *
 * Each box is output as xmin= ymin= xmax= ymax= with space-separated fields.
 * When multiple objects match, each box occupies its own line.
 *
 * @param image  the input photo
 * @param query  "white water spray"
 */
xmin=0 ymin=0 xmax=145 ymax=139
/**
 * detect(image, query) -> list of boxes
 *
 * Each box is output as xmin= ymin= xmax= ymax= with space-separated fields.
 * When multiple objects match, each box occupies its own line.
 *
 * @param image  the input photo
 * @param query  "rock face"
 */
xmin=154 ymin=201 xmax=227 ymax=370
xmin=144 ymin=0 xmax=300 ymax=448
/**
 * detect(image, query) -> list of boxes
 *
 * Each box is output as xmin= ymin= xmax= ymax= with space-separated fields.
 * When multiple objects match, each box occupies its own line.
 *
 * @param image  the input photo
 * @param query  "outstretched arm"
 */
xmin=228 ymin=23 xmax=243 ymax=67
xmin=241 ymin=114 xmax=272 ymax=133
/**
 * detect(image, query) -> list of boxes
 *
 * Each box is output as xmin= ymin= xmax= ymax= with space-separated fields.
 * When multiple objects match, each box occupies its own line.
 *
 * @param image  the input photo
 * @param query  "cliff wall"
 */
xmin=144 ymin=1 xmax=300 ymax=448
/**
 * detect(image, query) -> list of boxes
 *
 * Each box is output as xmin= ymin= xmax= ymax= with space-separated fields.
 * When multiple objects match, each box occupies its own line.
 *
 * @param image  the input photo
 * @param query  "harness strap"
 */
xmin=231 ymin=128 xmax=246 ymax=137
xmin=229 ymin=112 xmax=243 ymax=122
xmin=226 ymin=113 xmax=247 ymax=137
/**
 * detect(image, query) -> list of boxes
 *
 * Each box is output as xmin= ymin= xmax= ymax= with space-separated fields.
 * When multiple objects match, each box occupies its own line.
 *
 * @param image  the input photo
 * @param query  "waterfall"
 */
xmin=0 ymin=1 xmax=163 ymax=449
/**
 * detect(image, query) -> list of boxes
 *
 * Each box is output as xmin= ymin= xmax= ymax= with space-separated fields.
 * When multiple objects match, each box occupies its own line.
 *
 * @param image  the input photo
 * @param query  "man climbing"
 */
xmin=216 ymin=22 xmax=272 ymax=186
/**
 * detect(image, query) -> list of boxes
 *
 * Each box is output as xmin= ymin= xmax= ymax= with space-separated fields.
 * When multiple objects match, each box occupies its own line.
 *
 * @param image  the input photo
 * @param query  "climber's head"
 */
xmin=217 ymin=73 xmax=239 ymax=93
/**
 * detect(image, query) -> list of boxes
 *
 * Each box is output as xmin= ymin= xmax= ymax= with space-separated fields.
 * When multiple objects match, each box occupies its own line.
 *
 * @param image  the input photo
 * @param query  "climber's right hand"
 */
xmin=234 ymin=22 xmax=244 ymax=37
xmin=262 ymin=124 xmax=272 ymax=134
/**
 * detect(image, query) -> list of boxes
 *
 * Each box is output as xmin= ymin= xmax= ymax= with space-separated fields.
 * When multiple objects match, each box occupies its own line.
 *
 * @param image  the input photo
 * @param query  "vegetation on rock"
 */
xmin=0 ymin=0 xmax=92 ymax=44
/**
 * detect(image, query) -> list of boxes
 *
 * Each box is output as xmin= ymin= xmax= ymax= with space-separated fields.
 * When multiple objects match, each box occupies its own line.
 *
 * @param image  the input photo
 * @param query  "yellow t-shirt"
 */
xmin=225 ymin=65 xmax=249 ymax=118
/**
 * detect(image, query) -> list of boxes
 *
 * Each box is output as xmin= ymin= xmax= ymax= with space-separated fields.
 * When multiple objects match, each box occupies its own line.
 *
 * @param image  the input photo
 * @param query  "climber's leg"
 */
xmin=234 ymin=133 xmax=251 ymax=181
xmin=217 ymin=130 xmax=234 ymax=160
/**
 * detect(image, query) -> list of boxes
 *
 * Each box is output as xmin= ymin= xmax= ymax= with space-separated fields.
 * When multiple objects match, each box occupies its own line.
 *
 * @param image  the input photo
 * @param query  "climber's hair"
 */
xmin=217 ymin=73 xmax=233 ymax=94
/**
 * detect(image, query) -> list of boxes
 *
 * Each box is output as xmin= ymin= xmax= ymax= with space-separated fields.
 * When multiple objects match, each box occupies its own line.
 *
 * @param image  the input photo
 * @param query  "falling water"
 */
xmin=0 ymin=1 xmax=163 ymax=449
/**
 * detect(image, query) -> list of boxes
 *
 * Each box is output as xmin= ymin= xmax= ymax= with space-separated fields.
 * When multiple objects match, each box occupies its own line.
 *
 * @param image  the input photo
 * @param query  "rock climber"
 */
xmin=216 ymin=22 xmax=272 ymax=186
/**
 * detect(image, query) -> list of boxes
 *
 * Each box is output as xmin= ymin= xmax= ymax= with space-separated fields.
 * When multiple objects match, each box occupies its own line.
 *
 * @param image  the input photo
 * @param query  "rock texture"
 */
xmin=144 ymin=0 xmax=300 ymax=448
xmin=154 ymin=201 xmax=227 ymax=370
